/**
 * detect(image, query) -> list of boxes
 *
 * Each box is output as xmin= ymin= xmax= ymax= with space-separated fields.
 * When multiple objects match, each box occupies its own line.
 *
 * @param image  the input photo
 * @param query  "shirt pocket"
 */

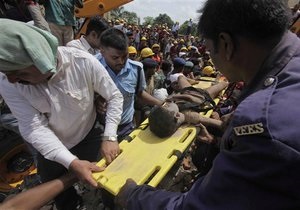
xmin=119 ymin=82 xmax=135 ymax=110
xmin=64 ymin=88 xmax=90 ymax=111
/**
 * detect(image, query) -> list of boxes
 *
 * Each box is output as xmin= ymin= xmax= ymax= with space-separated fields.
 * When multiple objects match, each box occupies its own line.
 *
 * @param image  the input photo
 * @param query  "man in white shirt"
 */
xmin=0 ymin=19 xmax=123 ymax=210
xmin=67 ymin=15 xmax=109 ymax=55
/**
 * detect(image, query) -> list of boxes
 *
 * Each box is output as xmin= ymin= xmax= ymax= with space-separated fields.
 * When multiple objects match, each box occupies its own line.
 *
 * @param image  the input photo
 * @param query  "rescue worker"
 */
xmin=44 ymin=0 xmax=77 ymax=46
xmin=139 ymin=36 xmax=148 ymax=51
xmin=151 ymin=43 xmax=161 ymax=64
xmin=135 ymin=58 xmax=160 ymax=124
xmin=96 ymin=27 xmax=163 ymax=210
xmin=139 ymin=47 xmax=154 ymax=61
xmin=96 ymin=28 xmax=162 ymax=141
xmin=25 ymin=0 xmax=51 ymax=32
xmin=128 ymin=46 xmax=138 ymax=60
xmin=202 ymin=65 xmax=216 ymax=77
xmin=183 ymin=61 xmax=195 ymax=79
xmin=115 ymin=0 xmax=300 ymax=209
xmin=0 ymin=19 xmax=123 ymax=210
xmin=67 ymin=15 xmax=109 ymax=55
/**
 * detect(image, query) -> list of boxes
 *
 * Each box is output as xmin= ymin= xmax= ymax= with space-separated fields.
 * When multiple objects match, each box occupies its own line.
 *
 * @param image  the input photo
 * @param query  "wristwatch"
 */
xmin=102 ymin=136 xmax=118 ymax=141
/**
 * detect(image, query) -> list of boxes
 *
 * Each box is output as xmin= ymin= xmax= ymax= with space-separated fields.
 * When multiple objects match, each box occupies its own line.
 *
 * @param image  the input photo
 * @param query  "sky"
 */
xmin=123 ymin=0 xmax=207 ymax=25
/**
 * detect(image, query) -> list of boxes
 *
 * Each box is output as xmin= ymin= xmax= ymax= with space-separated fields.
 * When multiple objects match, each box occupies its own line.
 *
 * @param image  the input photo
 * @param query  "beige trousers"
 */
xmin=48 ymin=22 xmax=74 ymax=46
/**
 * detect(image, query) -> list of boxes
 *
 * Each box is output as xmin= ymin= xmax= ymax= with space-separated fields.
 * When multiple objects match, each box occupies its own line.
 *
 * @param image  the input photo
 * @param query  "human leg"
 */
xmin=62 ymin=25 xmax=74 ymax=46
xmin=48 ymin=22 xmax=63 ymax=46
xmin=27 ymin=3 xmax=50 ymax=32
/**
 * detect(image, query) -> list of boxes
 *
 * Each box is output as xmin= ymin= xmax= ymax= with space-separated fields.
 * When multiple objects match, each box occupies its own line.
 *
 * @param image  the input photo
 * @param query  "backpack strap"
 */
xmin=135 ymin=65 xmax=141 ymax=94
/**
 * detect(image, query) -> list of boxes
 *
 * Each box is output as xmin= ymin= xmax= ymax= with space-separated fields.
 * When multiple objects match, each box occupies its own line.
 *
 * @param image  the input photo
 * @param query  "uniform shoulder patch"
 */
xmin=233 ymin=123 xmax=264 ymax=136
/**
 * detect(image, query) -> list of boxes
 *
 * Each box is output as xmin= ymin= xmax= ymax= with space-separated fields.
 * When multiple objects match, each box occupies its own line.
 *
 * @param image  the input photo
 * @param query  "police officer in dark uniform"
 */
xmin=115 ymin=0 xmax=300 ymax=209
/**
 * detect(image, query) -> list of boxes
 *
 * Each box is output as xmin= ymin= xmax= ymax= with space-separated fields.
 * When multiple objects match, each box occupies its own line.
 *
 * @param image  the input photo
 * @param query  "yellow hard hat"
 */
xmin=141 ymin=37 xmax=147 ymax=41
xmin=152 ymin=44 xmax=160 ymax=49
xmin=128 ymin=46 xmax=137 ymax=54
xmin=140 ymin=47 xmax=154 ymax=58
xmin=180 ymin=46 xmax=188 ymax=52
xmin=202 ymin=66 xmax=215 ymax=76
xmin=180 ymin=38 xmax=185 ymax=43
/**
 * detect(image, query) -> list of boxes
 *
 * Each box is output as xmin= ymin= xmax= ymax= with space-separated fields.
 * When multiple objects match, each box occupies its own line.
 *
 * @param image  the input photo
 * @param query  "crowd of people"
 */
xmin=1 ymin=0 xmax=300 ymax=210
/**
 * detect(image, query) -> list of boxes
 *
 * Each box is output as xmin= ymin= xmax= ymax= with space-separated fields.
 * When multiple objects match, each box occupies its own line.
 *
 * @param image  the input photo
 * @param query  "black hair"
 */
xmin=126 ymin=31 xmax=133 ymax=37
xmin=86 ymin=16 xmax=109 ymax=36
xmin=198 ymin=0 xmax=291 ymax=46
xmin=100 ymin=28 xmax=128 ymax=51
xmin=161 ymin=60 xmax=172 ymax=73
xmin=149 ymin=106 xmax=179 ymax=138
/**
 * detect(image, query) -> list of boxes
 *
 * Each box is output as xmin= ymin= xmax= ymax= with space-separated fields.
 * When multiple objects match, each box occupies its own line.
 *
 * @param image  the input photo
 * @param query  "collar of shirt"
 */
xmin=79 ymin=36 xmax=99 ymax=55
xmin=98 ymin=55 xmax=131 ymax=77
xmin=239 ymin=31 xmax=299 ymax=102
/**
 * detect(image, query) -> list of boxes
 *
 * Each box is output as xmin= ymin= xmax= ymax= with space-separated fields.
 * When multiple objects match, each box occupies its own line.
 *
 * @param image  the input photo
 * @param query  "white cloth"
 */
xmin=164 ymin=43 xmax=173 ymax=55
xmin=179 ymin=52 xmax=187 ymax=57
xmin=66 ymin=36 xmax=99 ymax=55
xmin=153 ymin=88 xmax=168 ymax=101
xmin=0 ymin=47 xmax=123 ymax=169
xmin=169 ymin=73 xmax=185 ymax=83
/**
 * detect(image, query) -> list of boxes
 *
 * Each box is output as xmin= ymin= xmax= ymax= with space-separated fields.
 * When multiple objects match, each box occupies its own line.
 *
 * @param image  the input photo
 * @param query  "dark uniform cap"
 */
xmin=142 ymin=58 xmax=158 ymax=68
xmin=173 ymin=57 xmax=186 ymax=67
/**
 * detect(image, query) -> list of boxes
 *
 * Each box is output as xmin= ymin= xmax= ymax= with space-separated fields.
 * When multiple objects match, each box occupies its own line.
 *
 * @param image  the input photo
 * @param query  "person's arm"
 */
xmin=177 ymin=74 xmax=192 ymax=89
xmin=0 ymin=75 xmax=102 ymax=187
xmin=0 ymin=174 xmax=77 ymax=210
xmin=0 ymin=75 xmax=77 ymax=170
xmin=186 ymin=77 xmax=199 ymax=85
xmin=116 ymin=132 xmax=291 ymax=210
xmin=204 ymin=81 xmax=228 ymax=99
xmin=89 ymin=57 xmax=123 ymax=163
xmin=183 ymin=110 xmax=223 ymax=129
xmin=137 ymin=90 xmax=163 ymax=106
xmin=136 ymin=64 xmax=163 ymax=106
xmin=115 ymin=179 xmax=185 ymax=210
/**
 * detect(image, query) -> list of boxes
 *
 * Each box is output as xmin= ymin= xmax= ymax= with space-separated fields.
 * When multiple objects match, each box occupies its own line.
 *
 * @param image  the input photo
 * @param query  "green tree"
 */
xmin=143 ymin=16 xmax=154 ymax=26
xmin=110 ymin=6 xmax=139 ymax=24
xmin=111 ymin=6 xmax=125 ymax=20
xmin=153 ymin=13 xmax=174 ymax=28
xmin=178 ymin=20 xmax=197 ymax=36
xmin=122 ymin=11 xmax=139 ymax=24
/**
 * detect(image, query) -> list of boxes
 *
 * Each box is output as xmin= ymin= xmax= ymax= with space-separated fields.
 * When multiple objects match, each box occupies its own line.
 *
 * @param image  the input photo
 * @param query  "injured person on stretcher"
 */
xmin=149 ymin=74 xmax=229 ymax=138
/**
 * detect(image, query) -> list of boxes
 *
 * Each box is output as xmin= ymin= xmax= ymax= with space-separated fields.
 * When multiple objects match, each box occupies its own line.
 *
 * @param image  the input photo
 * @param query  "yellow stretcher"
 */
xmin=92 ymin=77 xmax=221 ymax=196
